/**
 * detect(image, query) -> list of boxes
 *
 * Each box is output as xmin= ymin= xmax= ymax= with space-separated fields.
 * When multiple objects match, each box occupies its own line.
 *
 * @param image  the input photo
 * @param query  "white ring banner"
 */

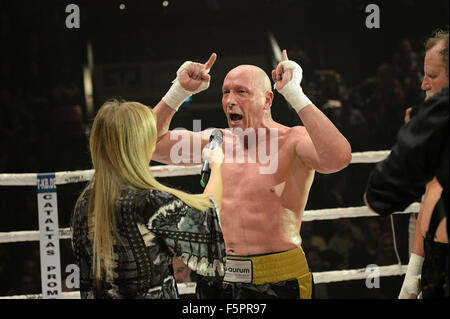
xmin=36 ymin=173 xmax=62 ymax=299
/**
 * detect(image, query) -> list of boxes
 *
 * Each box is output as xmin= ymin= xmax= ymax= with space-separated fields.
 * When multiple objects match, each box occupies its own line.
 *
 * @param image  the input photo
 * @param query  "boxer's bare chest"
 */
xmin=220 ymin=131 xmax=301 ymax=213
xmin=218 ymin=128 xmax=315 ymax=254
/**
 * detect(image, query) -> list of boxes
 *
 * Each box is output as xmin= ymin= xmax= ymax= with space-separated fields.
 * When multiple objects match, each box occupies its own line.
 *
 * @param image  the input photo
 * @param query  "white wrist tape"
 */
xmin=162 ymin=61 xmax=211 ymax=111
xmin=398 ymin=253 xmax=424 ymax=299
xmin=275 ymin=60 xmax=312 ymax=113
xmin=162 ymin=80 xmax=192 ymax=111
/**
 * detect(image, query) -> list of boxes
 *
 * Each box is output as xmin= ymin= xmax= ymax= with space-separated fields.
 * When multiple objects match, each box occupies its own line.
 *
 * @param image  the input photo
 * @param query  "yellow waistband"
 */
xmin=225 ymin=246 xmax=310 ymax=285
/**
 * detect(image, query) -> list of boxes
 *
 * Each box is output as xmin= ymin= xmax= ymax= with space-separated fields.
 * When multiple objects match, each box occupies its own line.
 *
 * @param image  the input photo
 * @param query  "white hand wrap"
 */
xmin=275 ymin=60 xmax=312 ymax=113
xmin=162 ymin=61 xmax=211 ymax=111
xmin=398 ymin=253 xmax=424 ymax=299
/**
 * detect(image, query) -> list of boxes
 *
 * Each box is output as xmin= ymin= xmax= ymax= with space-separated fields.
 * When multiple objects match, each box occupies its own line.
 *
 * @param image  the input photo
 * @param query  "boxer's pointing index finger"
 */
xmin=204 ymin=53 xmax=217 ymax=71
xmin=282 ymin=49 xmax=289 ymax=61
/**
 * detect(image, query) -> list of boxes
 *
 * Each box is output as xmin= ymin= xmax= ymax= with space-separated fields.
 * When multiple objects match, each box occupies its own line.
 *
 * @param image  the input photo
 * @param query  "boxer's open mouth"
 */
xmin=230 ymin=113 xmax=243 ymax=122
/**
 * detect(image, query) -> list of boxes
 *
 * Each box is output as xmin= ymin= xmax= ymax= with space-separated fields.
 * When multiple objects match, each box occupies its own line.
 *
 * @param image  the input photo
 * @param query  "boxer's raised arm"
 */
xmin=151 ymin=128 xmax=213 ymax=165
xmin=294 ymin=105 xmax=352 ymax=173
xmin=154 ymin=100 xmax=177 ymax=142
xmin=273 ymin=50 xmax=351 ymax=173
xmin=152 ymin=53 xmax=217 ymax=164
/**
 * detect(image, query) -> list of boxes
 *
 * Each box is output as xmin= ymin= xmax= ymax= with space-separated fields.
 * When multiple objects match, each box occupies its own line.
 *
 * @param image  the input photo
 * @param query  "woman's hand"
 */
xmin=202 ymin=146 xmax=224 ymax=170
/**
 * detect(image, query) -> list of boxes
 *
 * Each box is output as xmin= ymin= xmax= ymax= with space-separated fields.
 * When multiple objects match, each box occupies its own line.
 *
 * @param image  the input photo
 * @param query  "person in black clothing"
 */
xmin=364 ymin=29 xmax=448 ymax=298
xmin=71 ymin=99 xmax=225 ymax=298
xmin=364 ymin=83 xmax=448 ymax=298
xmin=397 ymin=30 xmax=449 ymax=299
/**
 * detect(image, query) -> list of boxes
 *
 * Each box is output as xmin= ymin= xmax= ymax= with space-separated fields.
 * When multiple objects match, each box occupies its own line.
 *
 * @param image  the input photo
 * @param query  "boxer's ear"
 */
xmin=264 ymin=91 xmax=274 ymax=110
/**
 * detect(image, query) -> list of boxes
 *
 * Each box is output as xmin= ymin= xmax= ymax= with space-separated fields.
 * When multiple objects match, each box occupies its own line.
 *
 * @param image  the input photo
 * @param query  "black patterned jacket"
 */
xmin=71 ymin=187 xmax=225 ymax=299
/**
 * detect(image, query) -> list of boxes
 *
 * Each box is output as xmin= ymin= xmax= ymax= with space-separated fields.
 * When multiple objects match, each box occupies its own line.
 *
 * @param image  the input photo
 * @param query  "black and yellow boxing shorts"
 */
xmin=222 ymin=246 xmax=313 ymax=299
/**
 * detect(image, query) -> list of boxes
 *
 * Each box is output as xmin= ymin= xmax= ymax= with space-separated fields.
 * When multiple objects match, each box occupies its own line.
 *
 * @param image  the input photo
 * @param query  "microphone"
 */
xmin=200 ymin=129 xmax=223 ymax=188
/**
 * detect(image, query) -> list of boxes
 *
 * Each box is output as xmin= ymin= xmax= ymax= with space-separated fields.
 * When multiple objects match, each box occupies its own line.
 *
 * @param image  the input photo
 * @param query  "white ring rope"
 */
xmin=0 ymin=263 xmax=408 ymax=299
xmin=0 ymin=291 xmax=81 ymax=299
xmin=0 ymin=203 xmax=419 ymax=244
xmin=0 ymin=165 xmax=202 ymax=186
xmin=349 ymin=150 xmax=390 ymax=163
xmin=0 ymin=150 xmax=390 ymax=186
xmin=0 ymin=228 xmax=72 ymax=244
xmin=1 ymin=149 xmax=416 ymax=298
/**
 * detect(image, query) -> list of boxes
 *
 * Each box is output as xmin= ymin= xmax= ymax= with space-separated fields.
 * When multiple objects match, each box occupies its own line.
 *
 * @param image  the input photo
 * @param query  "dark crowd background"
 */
xmin=0 ymin=0 xmax=448 ymax=298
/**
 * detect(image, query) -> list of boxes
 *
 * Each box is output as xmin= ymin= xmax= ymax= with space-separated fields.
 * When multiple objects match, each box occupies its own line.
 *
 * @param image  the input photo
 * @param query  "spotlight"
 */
xmin=119 ymin=3 xmax=126 ymax=10
xmin=162 ymin=1 xmax=169 ymax=7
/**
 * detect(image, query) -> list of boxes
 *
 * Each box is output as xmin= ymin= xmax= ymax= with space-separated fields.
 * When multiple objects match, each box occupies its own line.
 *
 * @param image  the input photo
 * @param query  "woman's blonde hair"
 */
xmin=77 ymin=99 xmax=213 ymax=280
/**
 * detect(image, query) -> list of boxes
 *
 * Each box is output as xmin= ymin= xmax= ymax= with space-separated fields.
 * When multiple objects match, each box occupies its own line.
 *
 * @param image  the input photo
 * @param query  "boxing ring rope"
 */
xmin=0 ymin=151 xmax=391 ymax=186
xmin=0 ymin=150 xmax=418 ymax=299
xmin=0 ymin=204 xmax=419 ymax=244
xmin=0 ymin=263 xmax=409 ymax=299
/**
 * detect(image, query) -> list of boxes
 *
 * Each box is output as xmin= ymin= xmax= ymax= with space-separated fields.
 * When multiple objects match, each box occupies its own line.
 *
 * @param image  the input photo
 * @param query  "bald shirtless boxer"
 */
xmin=152 ymin=50 xmax=352 ymax=298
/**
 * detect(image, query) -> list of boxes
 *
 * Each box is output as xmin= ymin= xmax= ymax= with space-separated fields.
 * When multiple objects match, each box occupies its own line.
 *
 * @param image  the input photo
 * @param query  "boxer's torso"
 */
xmin=220 ymin=125 xmax=315 ymax=256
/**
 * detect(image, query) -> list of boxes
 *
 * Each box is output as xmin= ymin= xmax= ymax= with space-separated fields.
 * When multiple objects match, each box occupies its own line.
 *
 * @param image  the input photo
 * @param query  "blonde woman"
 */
xmin=71 ymin=99 xmax=225 ymax=299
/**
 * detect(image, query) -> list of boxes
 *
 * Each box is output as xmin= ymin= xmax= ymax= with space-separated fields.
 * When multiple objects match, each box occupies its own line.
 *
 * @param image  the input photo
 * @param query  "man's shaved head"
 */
xmin=226 ymin=65 xmax=272 ymax=93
